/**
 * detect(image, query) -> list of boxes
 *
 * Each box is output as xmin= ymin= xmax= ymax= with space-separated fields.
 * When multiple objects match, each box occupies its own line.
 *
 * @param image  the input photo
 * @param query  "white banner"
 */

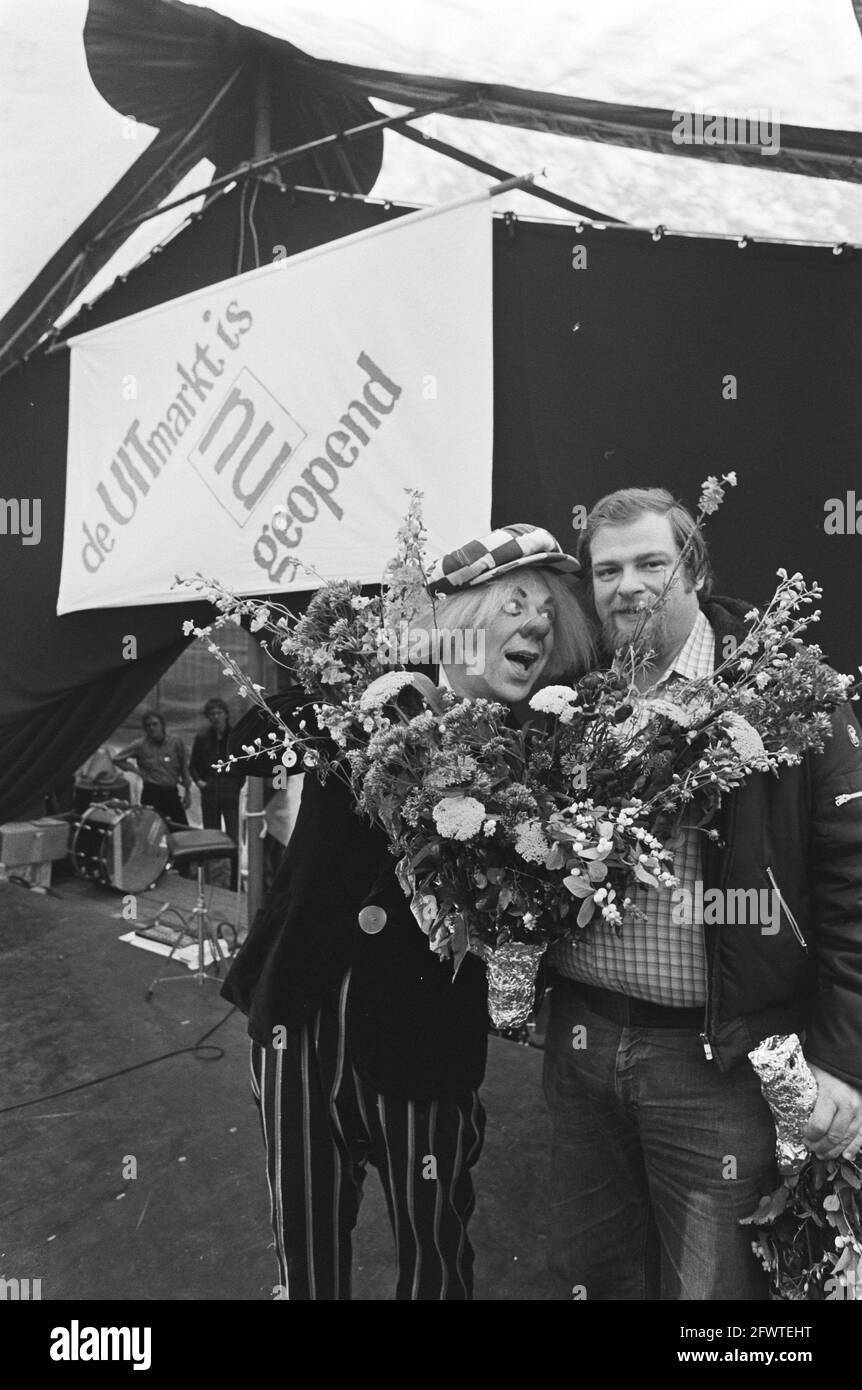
xmin=57 ymin=197 xmax=493 ymax=614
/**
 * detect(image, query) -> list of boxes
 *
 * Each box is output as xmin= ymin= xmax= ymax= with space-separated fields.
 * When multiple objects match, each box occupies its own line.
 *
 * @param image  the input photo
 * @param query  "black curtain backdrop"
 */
xmin=1 ymin=182 xmax=860 ymax=820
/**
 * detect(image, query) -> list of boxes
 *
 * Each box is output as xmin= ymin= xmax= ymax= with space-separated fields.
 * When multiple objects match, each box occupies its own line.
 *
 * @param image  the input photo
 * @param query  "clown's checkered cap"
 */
xmin=426 ymin=524 xmax=580 ymax=594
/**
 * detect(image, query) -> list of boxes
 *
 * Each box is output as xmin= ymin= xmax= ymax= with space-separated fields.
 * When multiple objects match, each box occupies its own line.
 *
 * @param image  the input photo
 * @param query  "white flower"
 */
xmin=645 ymin=696 xmax=694 ymax=727
xmin=359 ymin=671 xmax=416 ymax=710
xmin=514 ymin=818 xmax=552 ymax=864
xmin=528 ymin=685 xmax=579 ymax=718
xmin=699 ymin=471 xmax=737 ymax=515
xmin=482 ymin=818 xmax=499 ymax=837
xmin=433 ymin=796 xmax=486 ymax=841
xmin=723 ymin=713 xmax=767 ymax=766
xmin=249 ymin=607 xmax=271 ymax=633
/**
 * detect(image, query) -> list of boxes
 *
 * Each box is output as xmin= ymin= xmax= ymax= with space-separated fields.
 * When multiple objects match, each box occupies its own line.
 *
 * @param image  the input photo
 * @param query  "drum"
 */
xmin=73 ymin=776 xmax=131 ymax=817
xmin=71 ymin=800 xmax=169 ymax=892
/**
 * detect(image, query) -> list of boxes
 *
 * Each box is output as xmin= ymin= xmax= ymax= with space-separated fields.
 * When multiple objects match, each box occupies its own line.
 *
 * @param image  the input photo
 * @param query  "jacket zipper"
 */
xmin=765 ymin=866 xmax=808 ymax=953
xmin=835 ymin=790 xmax=862 ymax=806
xmin=699 ymin=799 xmax=734 ymax=1063
xmin=698 ymin=910 xmax=712 ymax=1060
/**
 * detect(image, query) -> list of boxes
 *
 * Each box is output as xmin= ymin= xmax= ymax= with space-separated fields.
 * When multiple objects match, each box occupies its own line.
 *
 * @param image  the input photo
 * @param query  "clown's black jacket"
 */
xmin=220 ymin=690 xmax=489 ymax=1101
xmin=694 ymin=597 xmax=862 ymax=1088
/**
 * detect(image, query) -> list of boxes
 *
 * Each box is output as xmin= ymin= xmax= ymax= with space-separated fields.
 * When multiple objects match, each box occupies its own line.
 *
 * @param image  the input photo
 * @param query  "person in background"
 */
xmin=190 ymin=697 xmax=245 ymax=888
xmin=114 ymin=711 xmax=191 ymax=826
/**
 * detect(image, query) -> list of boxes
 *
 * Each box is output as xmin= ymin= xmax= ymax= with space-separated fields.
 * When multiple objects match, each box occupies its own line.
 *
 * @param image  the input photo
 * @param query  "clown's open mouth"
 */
xmin=505 ymin=649 xmax=540 ymax=674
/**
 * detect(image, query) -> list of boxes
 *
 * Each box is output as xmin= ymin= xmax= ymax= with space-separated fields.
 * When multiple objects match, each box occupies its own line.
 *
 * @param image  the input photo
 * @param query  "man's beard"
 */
xmin=600 ymin=602 xmax=668 ymax=664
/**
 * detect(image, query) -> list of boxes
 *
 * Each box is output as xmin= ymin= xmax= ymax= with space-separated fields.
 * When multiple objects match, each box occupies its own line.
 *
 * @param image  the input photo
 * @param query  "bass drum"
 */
xmin=71 ymin=799 xmax=169 ymax=892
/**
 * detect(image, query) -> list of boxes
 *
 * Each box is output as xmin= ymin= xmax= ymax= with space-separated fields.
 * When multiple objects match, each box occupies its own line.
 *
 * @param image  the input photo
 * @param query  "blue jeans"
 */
xmin=542 ymin=979 xmax=777 ymax=1300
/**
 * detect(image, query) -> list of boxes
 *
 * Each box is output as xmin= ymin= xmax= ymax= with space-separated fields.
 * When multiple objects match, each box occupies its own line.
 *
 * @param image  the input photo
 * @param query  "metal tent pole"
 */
xmin=394 ymin=123 xmax=623 ymax=223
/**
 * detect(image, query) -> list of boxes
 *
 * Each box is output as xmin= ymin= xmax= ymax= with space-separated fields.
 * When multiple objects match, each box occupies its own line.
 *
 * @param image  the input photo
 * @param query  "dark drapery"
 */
xmin=2 ymin=182 xmax=859 ymax=820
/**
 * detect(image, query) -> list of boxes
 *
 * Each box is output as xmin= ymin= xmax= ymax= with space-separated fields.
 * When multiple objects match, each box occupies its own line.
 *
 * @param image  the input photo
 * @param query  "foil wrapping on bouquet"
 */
xmin=748 ymin=1033 xmax=819 ymax=1174
xmin=474 ymin=940 xmax=546 ymax=1029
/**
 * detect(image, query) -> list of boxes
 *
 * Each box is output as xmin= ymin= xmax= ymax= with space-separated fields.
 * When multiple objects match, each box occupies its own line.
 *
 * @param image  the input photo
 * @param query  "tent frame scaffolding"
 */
xmin=0 ymin=62 xmax=251 ymax=376
xmin=394 ymin=123 xmax=621 ymax=223
xmin=0 ymin=91 xmax=474 ymax=379
xmin=101 ymin=93 xmax=477 ymax=243
xmin=22 ymin=96 xmax=614 ymax=372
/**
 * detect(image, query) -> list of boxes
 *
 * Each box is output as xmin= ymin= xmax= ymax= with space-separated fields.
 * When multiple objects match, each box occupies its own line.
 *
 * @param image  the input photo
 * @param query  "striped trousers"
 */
xmin=250 ymin=970 xmax=486 ymax=1300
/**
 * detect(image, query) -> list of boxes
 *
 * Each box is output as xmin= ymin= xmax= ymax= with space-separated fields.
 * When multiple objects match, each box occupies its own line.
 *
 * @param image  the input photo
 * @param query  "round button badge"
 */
xmin=358 ymin=906 xmax=387 ymax=935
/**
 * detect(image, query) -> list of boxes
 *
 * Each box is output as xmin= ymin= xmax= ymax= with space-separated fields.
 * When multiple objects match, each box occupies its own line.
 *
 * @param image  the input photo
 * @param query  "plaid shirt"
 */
xmin=550 ymin=609 xmax=715 ymax=1007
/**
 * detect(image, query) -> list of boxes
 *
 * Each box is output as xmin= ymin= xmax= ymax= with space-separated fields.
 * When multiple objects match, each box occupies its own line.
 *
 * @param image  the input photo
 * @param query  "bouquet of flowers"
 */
xmin=744 ymin=1159 xmax=862 ymax=1301
xmin=178 ymin=491 xmax=431 ymax=783
xmin=179 ymin=479 xmax=857 ymax=1028
xmin=344 ymin=680 xmax=676 ymax=1023
xmin=741 ymin=1035 xmax=862 ymax=1301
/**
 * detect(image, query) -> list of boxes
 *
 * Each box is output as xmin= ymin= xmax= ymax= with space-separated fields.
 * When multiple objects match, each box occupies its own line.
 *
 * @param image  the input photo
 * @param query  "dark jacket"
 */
xmin=189 ymin=728 xmax=245 ymax=790
xmin=698 ymin=597 xmax=862 ymax=1089
xmin=221 ymin=691 xmax=489 ymax=1101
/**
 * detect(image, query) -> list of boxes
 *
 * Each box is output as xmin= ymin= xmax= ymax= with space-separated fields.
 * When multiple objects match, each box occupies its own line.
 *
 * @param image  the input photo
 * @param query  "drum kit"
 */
xmin=71 ymin=798 xmax=170 ymax=892
xmin=68 ymin=775 xmax=240 ymax=998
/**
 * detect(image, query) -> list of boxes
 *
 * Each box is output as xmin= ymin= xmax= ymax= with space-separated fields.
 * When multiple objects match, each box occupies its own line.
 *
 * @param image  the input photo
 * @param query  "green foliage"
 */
xmin=741 ymin=1157 xmax=862 ymax=1300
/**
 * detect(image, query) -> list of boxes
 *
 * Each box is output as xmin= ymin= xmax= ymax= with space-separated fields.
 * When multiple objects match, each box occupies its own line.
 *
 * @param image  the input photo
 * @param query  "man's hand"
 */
xmin=181 ymin=787 xmax=191 ymax=809
xmin=804 ymin=1064 xmax=862 ymax=1160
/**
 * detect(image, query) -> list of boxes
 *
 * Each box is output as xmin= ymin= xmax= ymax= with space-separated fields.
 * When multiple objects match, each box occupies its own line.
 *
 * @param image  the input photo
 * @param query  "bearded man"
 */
xmin=543 ymin=486 xmax=862 ymax=1301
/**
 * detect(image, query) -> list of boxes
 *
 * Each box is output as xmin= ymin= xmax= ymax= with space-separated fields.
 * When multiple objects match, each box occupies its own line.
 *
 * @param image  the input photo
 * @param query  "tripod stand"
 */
xmin=145 ymin=829 xmax=237 ymax=999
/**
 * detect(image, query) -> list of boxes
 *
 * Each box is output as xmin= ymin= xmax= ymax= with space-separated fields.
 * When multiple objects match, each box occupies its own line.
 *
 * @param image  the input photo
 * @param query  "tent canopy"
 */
xmin=2 ymin=0 xmax=861 ymax=370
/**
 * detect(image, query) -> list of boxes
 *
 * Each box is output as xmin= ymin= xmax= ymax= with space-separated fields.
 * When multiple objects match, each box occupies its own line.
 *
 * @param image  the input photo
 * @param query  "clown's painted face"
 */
xmin=446 ymin=571 xmax=556 ymax=706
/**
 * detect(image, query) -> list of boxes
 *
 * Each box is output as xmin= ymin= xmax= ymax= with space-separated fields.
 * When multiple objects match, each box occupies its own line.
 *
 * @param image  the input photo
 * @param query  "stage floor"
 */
xmin=0 ymin=874 xmax=558 ymax=1301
